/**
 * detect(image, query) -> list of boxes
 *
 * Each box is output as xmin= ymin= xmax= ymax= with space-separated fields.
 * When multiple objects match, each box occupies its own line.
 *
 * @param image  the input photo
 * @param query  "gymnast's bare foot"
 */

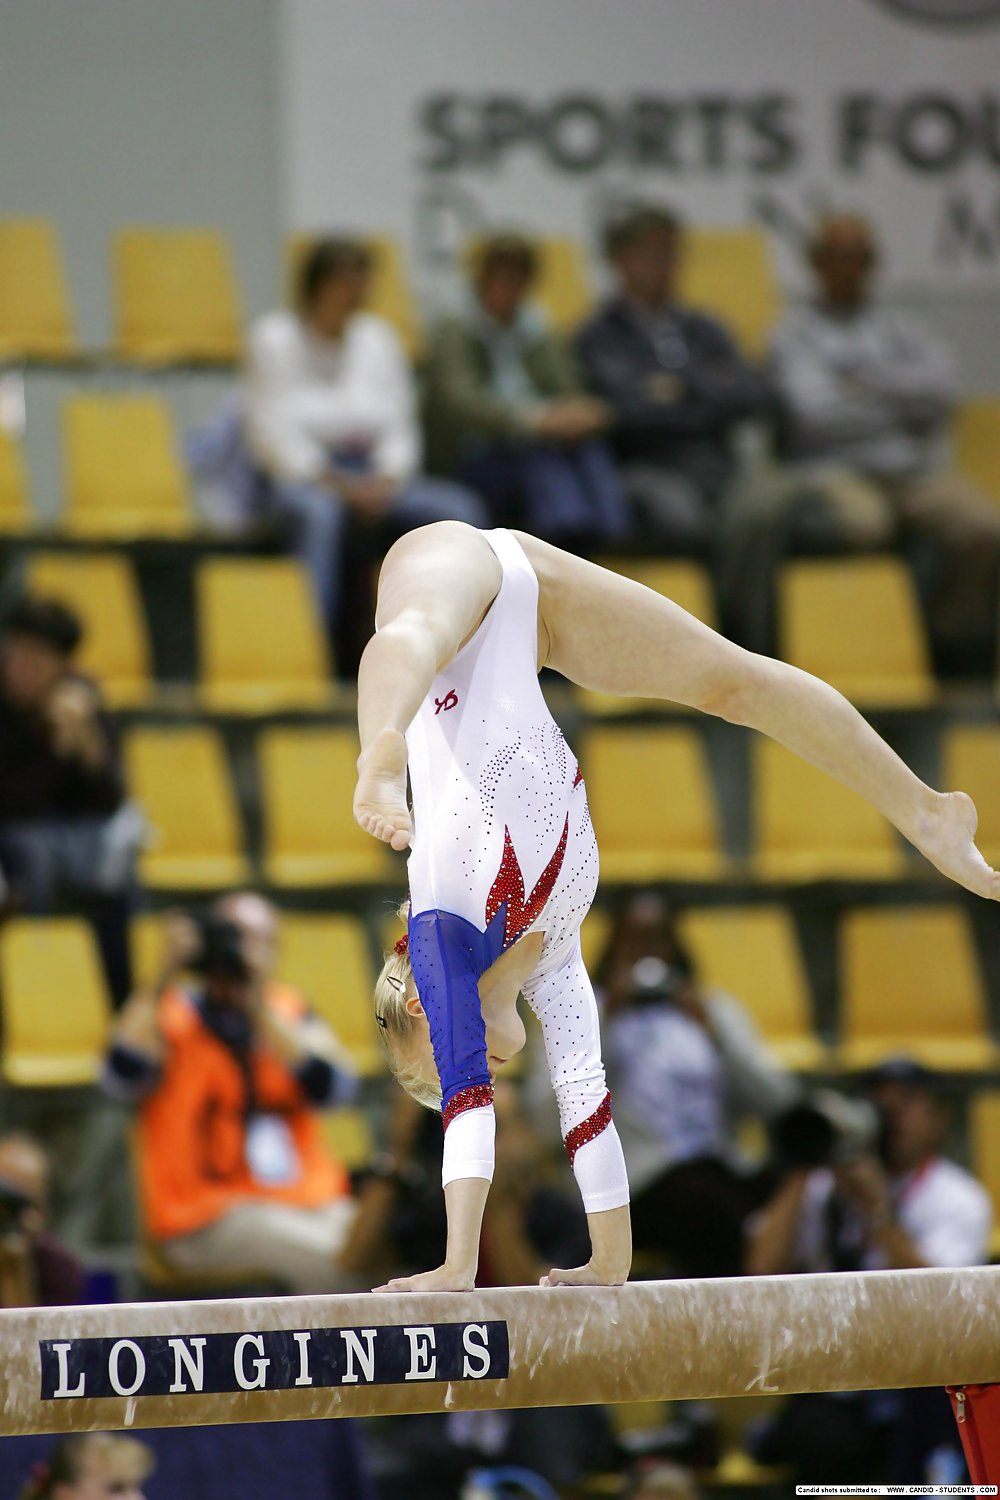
xmin=354 ymin=728 xmax=412 ymax=851
xmin=541 ymin=1261 xmax=628 ymax=1288
xmin=912 ymin=790 xmax=1000 ymax=902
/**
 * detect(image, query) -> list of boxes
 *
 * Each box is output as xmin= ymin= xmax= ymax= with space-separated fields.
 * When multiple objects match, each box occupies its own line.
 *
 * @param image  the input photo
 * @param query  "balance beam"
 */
xmin=1 ymin=1265 xmax=998 ymax=1436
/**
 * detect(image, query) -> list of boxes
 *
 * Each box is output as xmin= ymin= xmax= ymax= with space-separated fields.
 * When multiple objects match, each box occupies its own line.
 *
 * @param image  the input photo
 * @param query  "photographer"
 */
xmin=745 ymin=1059 xmax=992 ymax=1485
xmin=0 ymin=595 xmax=140 ymax=1005
xmin=600 ymin=894 xmax=798 ymax=1278
xmin=0 ymin=1134 xmax=85 ymax=1309
xmin=103 ymin=892 xmax=363 ymax=1293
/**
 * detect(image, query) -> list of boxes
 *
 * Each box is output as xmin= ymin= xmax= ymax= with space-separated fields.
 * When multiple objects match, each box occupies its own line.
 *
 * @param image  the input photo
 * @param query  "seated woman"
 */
xmin=353 ymin=521 xmax=998 ymax=1294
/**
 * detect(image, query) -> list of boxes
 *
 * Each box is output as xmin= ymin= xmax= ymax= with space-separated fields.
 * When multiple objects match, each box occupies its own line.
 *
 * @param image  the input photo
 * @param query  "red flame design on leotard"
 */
xmin=485 ymin=815 xmax=569 ymax=949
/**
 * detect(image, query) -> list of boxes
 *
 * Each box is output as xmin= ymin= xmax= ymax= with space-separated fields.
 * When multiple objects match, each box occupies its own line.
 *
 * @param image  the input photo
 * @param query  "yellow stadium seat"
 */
xmin=751 ymin=740 xmax=906 ymax=882
xmin=968 ymin=1091 xmax=1000 ymax=1257
xmin=678 ymin=905 xmax=827 ymax=1069
xmin=580 ymin=906 xmax=611 ymax=974
xmin=260 ymin=728 xmax=397 ymax=886
xmin=0 ymin=428 xmax=32 ymax=533
xmin=320 ymin=1108 xmax=376 ymax=1171
xmin=837 ymin=905 xmax=996 ymax=1071
xmin=129 ymin=912 xmax=166 ymax=991
xmin=954 ymin=397 xmax=1000 ymax=508
xmin=125 ymin=726 xmax=250 ymax=889
xmin=62 ymin=394 xmax=194 ymax=537
xmin=113 ymin=227 xmax=244 ymax=363
xmin=1 ymin=918 xmax=110 ymax=1086
xmin=286 ymin=233 xmax=422 ymax=357
xmin=779 ymin=558 xmax=935 ymax=708
xmin=276 ymin=913 xmax=383 ymax=1076
xmin=584 ymin=725 xmax=728 ymax=881
xmin=26 ymin=553 xmax=153 ymax=708
xmin=534 ymin=237 xmax=595 ymax=332
xmin=941 ymin=725 xmax=1000 ymax=868
xmin=0 ymin=219 xmax=77 ymax=360
xmin=579 ymin=560 xmax=717 ymax=715
xmin=678 ymin=226 xmax=782 ymax=358
xmin=197 ymin=558 xmax=334 ymax=712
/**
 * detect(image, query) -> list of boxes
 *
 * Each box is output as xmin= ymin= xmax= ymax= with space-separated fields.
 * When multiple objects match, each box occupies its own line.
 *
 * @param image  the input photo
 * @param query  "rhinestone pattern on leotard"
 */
xmin=564 ymin=1090 xmax=612 ymax=1165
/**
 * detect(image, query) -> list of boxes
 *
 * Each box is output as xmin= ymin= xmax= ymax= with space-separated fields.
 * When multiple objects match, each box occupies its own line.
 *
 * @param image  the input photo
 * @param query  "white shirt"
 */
xmin=245 ymin=310 xmax=420 ymax=486
xmin=793 ymin=1156 xmax=992 ymax=1271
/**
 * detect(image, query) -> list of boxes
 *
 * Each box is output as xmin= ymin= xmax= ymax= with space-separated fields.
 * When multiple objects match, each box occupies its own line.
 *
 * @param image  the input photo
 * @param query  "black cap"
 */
xmin=866 ymin=1057 xmax=942 ymax=1091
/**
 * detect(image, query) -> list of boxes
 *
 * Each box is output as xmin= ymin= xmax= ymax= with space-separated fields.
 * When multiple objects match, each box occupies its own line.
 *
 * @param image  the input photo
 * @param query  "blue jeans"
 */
xmin=459 ymin=438 xmax=628 ymax=547
xmin=264 ymin=473 xmax=488 ymax=632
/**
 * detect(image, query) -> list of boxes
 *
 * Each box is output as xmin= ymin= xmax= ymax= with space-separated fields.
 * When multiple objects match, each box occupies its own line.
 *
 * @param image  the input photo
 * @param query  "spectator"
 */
xmin=0 ymin=1133 xmax=86 ymax=1308
xmin=422 ymin=232 xmax=627 ymax=548
xmin=620 ymin=1463 xmax=700 ymax=1500
xmin=600 ymin=893 xmax=797 ymax=1278
xmin=246 ymin=236 xmax=485 ymax=639
xmin=0 ymin=595 xmax=139 ymax=1005
xmin=103 ymin=892 xmax=370 ymax=1293
xmin=746 ymin=1058 xmax=991 ymax=1484
xmin=17 ymin=1434 xmax=153 ymax=1500
xmin=725 ymin=211 xmax=1000 ymax=665
xmin=578 ymin=203 xmax=769 ymax=552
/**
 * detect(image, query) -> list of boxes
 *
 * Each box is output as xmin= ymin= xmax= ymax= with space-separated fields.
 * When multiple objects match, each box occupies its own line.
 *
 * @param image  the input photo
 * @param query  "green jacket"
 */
xmin=421 ymin=314 xmax=584 ymax=475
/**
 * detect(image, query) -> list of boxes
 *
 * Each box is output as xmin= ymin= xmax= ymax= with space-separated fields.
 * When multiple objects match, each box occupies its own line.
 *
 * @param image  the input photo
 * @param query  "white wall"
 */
xmin=282 ymin=0 xmax=1000 ymax=387
xmin=0 ymin=0 xmax=282 ymax=347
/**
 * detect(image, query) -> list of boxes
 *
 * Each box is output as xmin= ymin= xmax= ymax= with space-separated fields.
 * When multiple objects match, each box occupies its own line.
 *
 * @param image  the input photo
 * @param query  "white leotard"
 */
xmin=404 ymin=528 xmax=629 ymax=1213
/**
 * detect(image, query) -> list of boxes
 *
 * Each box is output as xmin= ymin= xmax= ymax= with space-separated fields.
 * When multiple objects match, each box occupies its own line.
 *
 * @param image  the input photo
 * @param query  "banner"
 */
xmin=283 ymin=0 xmax=1000 ymax=298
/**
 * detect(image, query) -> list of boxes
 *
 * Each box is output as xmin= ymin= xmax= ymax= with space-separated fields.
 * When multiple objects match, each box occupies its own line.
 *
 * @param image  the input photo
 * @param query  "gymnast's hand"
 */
xmin=910 ymin=790 xmax=1000 ymax=902
xmin=373 ymin=1264 xmax=476 ymax=1294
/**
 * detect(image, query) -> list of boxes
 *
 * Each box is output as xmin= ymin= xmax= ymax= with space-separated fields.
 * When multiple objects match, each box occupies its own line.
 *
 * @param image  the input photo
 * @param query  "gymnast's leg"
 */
xmin=518 ymin=530 xmax=999 ymax=901
xmin=353 ymin=522 xmax=503 ymax=849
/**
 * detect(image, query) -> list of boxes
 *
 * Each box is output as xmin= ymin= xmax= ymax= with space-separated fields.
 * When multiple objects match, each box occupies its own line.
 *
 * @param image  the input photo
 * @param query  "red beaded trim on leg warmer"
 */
xmin=564 ymin=1091 xmax=613 ymax=1166
xmin=442 ymin=1084 xmax=495 ymax=1131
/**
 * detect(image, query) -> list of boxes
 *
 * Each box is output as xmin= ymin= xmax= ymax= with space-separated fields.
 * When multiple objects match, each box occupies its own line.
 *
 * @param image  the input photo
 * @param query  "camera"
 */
xmin=189 ymin=913 xmax=251 ymax=982
xmin=0 ymin=1179 xmax=34 ymax=1236
xmin=626 ymin=955 xmax=693 ymax=1007
xmin=771 ymin=1089 xmax=884 ymax=1170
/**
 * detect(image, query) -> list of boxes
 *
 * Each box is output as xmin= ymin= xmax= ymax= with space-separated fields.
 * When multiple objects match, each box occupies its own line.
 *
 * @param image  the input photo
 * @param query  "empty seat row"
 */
xmin=121 ymin=718 xmax=1000 ymax=893
xmin=0 ymin=219 xmax=784 ymax=365
xmin=0 ymin=397 xmax=194 ymax=538
xmin=15 ymin=547 xmax=1000 ymax=710
xmin=580 ymin=901 xmax=997 ymax=1072
xmin=20 ymin=552 xmax=334 ymax=710
xmin=1 ymin=903 xmax=995 ymax=1096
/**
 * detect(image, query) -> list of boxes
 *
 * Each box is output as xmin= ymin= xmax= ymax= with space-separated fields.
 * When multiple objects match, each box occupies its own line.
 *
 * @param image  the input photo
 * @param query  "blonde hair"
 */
xmin=374 ymin=905 xmax=443 ymax=1113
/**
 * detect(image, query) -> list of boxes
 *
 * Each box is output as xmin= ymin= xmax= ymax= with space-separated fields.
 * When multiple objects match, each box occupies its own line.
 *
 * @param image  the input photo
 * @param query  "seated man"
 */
xmin=730 ymin=211 xmax=1000 ymax=665
xmin=422 ymin=231 xmax=627 ymax=548
xmin=246 ymin=236 xmax=485 ymax=639
xmin=746 ymin=1058 xmax=992 ymax=1485
xmin=0 ymin=595 xmax=138 ymax=1005
xmin=578 ymin=203 xmax=769 ymax=552
xmin=104 ymin=892 xmax=363 ymax=1294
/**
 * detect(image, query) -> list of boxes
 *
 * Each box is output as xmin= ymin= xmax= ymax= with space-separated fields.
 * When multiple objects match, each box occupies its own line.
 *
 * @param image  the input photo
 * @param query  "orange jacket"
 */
xmin=137 ymin=983 xmax=350 ymax=1242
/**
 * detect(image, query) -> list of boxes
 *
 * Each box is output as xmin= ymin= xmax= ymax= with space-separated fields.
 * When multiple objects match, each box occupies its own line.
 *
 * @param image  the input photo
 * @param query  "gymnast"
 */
xmin=353 ymin=521 xmax=999 ymax=1294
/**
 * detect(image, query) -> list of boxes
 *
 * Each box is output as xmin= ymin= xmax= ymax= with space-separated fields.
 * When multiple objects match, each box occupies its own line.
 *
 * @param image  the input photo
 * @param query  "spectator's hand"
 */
xmin=527 ymin=397 xmax=610 ymax=443
xmin=159 ymin=911 xmax=201 ymax=982
xmin=0 ymin=1225 xmax=36 ymax=1308
xmin=644 ymin=371 xmax=686 ymax=404
xmin=334 ymin=471 xmax=399 ymax=517
xmin=46 ymin=678 xmax=101 ymax=759
xmin=834 ymin=1155 xmax=891 ymax=1226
